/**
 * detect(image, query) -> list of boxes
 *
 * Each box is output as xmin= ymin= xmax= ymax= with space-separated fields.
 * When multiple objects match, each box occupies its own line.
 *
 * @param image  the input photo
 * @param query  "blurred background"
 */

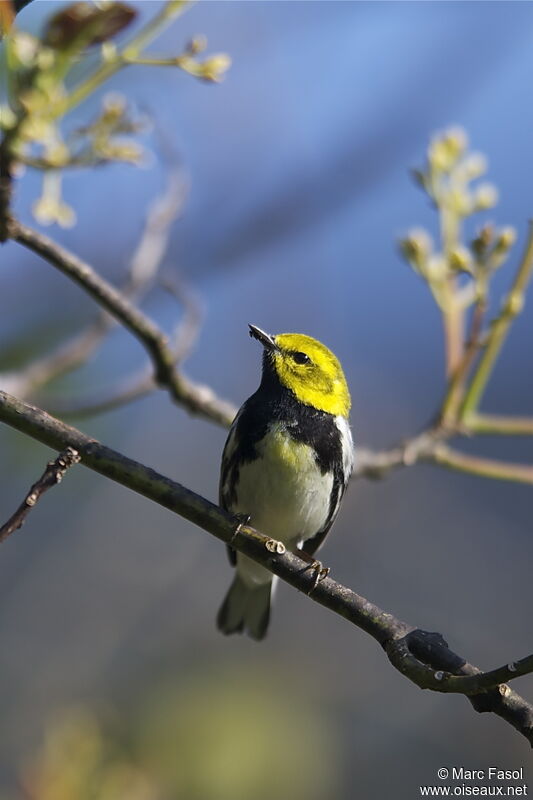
xmin=1 ymin=1 xmax=533 ymax=797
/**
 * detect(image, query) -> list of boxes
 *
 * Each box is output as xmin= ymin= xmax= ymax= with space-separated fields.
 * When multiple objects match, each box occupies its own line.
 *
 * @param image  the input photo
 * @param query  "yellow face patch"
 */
xmin=271 ymin=333 xmax=351 ymax=417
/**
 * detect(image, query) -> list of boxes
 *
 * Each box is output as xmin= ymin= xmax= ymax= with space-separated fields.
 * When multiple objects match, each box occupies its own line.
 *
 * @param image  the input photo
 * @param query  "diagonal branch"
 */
xmin=461 ymin=222 xmax=533 ymax=417
xmin=0 ymin=316 xmax=112 ymax=399
xmin=8 ymin=219 xmax=236 ymax=427
xmin=465 ymin=413 xmax=533 ymax=436
xmin=0 ymin=388 xmax=532 ymax=745
xmin=47 ymin=276 xmax=203 ymax=418
xmin=5 ymin=219 xmax=532 ymax=485
xmin=353 ymin=428 xmax=533 ymax=485
xmin=439 ymin=296 xmax=487 ymax=426
xmin=387 ymin=633 xmax=533 ymax=694
xmin=0 ymin=445 xmax=80 ymax=542
xmin=432 ymin=444 xmax=533 ymax=485
xmin=1 ymin=162 xmax=188 ymax=401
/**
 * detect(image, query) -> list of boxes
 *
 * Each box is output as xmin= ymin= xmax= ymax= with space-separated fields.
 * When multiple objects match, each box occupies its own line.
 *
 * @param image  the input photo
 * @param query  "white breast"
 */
xmin=232 ymin=422 xmax=333 ymax=548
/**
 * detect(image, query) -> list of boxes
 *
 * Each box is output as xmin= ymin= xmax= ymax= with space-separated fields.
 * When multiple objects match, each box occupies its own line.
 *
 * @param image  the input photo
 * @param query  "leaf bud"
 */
xmin=200 ymin=54 xmax=232 ymax=82
xmin=428 ymin=127 xmax=467 ymax=172
xmin=471 ymin=223 xmax=494 ymax=258
xmin=474 ymin=183 xmax=498 ymax=211
xmin=187 ymin=35 xmax=208 ymax=55
xmin=461 ymin=152 xmax=487 ymax=180
xmin=449 ymin=245 xmax=473 ymax=274
xmin=494 ymin=226 xmax=516 ymax=252
xmin=399 ymin=228 xmax=432 ymax=273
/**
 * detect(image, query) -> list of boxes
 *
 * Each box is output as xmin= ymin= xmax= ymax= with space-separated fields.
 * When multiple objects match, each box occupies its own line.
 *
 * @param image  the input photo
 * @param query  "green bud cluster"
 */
xmin=399 ymin=128 xmax=514 ymax=312
xmin=1 ymin=1 xmax=231 ymax=229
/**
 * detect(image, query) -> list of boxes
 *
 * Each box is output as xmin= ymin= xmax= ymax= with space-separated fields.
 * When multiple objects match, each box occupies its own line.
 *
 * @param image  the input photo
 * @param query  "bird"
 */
xmin=217 ymin=324 xmax=354 ymax=640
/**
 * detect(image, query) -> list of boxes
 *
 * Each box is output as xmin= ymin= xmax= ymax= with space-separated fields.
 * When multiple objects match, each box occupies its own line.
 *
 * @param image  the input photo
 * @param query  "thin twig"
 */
xmin=353 ymin=427 xmax=533 ymax=485
xmin=161 ymin=276 xmax=203 ymax=362
xmin=48 ymin=371 xmax=154 ymax=419
xmin=0 ymin=445 xmax=80 ymax=543
xmin=461 ymin=222 xmax=533 ymax=417
xmin=439 ymin=197 xmax=465 ymax=377
xmin=352 ymin=428 xmax=447 ymax=480
xmin=0 ymin=315 xmax=113 ymax=400
xmin=0 ymin=388 xmax=532 ymax=744
xmin=44 ymin=2 xmax=191 ymax=121
xmin=387 ymin=634 xmax=533 ymax=694
xmin=6 ymin=219 xmax=532 ymax=479
xmin=466 ymin=413 xmax=533 ymax=436
xmin=440 ymin=296 xmax=487 ymax=426
xmin=432 ymin=444 xmax=533 ymax=485
xmin=442 ymin=294 xmax=465 ymax=379
xmin=6 ymin=213 xmax=529 ymax=481
xmin=128 ymin=165 xmax=189 ymax=289
xmin=2 ymin=162 xmax=189 ymax=401
xmin=32 ymin=162 xmax=194 ymax=416
xmin=48 ymin=275 xmax=203 ymax=418
xmin=8 ymin=219 xmax=236 ymax=427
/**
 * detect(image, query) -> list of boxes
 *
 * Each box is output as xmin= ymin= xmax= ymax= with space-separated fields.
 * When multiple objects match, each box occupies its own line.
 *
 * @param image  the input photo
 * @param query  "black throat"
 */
xmin=233 ymin=352 xmax=342 ymax=475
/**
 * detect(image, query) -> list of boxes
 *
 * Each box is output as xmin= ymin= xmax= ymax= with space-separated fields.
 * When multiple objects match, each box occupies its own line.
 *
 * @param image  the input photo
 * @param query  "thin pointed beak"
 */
xmin=248 ymin=324 xmax=279 ymax=352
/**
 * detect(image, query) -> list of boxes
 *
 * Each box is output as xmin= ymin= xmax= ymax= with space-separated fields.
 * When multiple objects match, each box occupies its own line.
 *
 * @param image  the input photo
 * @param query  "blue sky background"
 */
xmin=1 ymin=2 xmax=533 ymax=797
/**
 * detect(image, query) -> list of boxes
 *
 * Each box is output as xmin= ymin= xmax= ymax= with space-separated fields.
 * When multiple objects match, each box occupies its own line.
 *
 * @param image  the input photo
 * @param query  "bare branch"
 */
xmin=440 ymin=296 xmax=487 ymax=426
xmin=354 ymin=432 xmax=533 ymax=485
xmin=30 ymin=162 xmax=196 ymax=418
xmin=352 ymin=428 xmax=447 ymax=480
xmin=461 ymin=221 xmax=533 ymax=416
xmin=2 ymin=162 xmax=188 ymax=402
xmin=8 ymin=219 xmax=236 ymax=427
xmin=162 ymin=276 xmax=203 ymax=363
xmin=46 ymin=273 xmax=204 ymax=419
xmin=387 ymin=633 xmax=533 ymax=694
xmin=46 ymin=369 xmax=154 ymax=419
xmin=5 ymin=217 xmax=531 ymax=483
xmin=0 ymin=445 xmax=80 ymax=543
xmin=0 ymin=315 xmax=113 ymax=400
xmin=432 ymin=444 xmax=533 ymax=485
xmin=0 ymin=388 xmax=532 ymax=745
xmin=129 ymin=167 xmax=189 ymax=287
xmin=465 ymin=413 xmax=533 ymax=436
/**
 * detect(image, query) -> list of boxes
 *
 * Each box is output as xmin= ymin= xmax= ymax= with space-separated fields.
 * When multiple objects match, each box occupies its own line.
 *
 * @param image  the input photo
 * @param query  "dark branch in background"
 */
xmin=8 ymin=219 xmax=236 ymax=427
xmin=48 ymin=277 xmax=204 ymax=419
xmin=6 ymin=218 xmax=533 ymax=484
xmin=1 ymin=314 xmax=113 ymax=400
xmin=2 ymin=7 xmax=532 ymax=744
xmin=0 ymin=389 xmax=532 ymax=745
xmin=0 ymin=445 xmax=80 ymax=543
xmin=37 ymin=162 xmax=204 ymax=418
xmin=13 ymin=0 xmax=35 ymax=13
xmin=5 ymin=131 xmax=533 ymax=480
xmin=0 ymin=162 xmax=191 ymax=406
xmin=354 ymin=223 xmax=533 ymax=482
xmin=0 ymin=124 xmax=15 ymax=244
xmin=353 ymin=429 xmax=533 ymax=485
xmin=1 ymin=161 xmax=190 ymax=402
xmin=3 ymin=3 xmax=529 ymax=483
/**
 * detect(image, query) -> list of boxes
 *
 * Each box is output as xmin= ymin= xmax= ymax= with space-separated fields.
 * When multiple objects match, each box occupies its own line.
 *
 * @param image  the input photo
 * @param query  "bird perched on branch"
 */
xmin=217 ymin=324 xmax=354 ymax=639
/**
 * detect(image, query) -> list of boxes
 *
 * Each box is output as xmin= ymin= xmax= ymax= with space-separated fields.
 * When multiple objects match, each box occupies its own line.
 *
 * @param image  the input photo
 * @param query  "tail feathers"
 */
xmin=217 ymin=575 xmax=272 ymax=641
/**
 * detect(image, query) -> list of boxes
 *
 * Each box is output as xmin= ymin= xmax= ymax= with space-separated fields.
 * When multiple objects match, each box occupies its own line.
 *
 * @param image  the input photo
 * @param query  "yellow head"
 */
xmin=249 ymin=324 xmax=351 ymax=417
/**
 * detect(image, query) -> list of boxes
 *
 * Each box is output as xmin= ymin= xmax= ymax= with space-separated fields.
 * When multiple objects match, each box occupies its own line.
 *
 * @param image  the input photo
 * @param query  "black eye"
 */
xmin=292 ymin=351 xmax=310 ymax=365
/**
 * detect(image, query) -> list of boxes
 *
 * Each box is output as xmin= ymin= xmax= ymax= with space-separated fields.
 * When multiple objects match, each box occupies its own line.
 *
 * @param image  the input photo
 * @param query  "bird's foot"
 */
xmin=296 ymin=549 xmax=330 ymax=593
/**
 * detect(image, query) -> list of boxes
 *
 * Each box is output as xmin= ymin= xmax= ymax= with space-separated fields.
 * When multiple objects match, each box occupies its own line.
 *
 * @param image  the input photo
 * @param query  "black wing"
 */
xmin=219 ymin=421 xmax=240 ymax=566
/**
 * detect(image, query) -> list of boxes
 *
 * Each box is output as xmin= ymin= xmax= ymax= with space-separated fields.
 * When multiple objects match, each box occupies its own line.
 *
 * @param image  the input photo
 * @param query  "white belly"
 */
xmin=232 ymin=423 xmax=333 ymax=586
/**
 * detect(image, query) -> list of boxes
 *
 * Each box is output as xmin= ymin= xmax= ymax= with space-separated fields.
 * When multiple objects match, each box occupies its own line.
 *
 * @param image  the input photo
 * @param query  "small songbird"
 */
xmin=217 ymin=324 xmax=354 ymax=640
